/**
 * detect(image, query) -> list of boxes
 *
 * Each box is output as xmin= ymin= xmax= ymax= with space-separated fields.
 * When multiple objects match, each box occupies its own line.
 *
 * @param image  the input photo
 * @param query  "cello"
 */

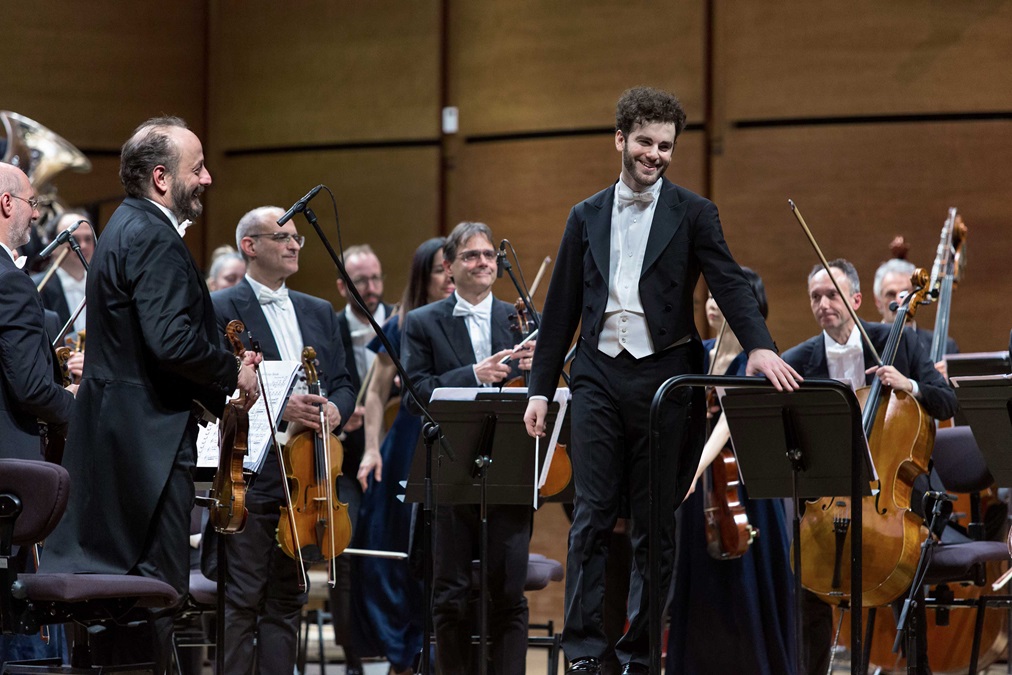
xmin=277 ymin=346 xmax=353 ymax=578
xmin=208 ymin=320 xmax=250 ymax=534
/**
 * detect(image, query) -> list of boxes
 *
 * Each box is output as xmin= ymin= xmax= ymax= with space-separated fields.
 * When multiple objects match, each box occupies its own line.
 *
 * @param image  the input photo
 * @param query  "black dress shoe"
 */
xmin=620 ymin=664 xmax=649 ymax=675
xmin=567 ymin=657 xmax=603 ymax=674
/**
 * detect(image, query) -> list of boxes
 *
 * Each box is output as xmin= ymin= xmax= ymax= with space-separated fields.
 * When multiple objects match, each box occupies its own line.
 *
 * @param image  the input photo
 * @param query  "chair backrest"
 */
xmin=0 ymin=459 xmax=70 ymax=545
xmin=931 ymin=426 xmax=994 ymax=494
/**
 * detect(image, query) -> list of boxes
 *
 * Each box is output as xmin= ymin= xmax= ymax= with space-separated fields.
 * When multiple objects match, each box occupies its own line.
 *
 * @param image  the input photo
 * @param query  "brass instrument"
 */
xmin=1 ymin=111 xmax=92 ymax=244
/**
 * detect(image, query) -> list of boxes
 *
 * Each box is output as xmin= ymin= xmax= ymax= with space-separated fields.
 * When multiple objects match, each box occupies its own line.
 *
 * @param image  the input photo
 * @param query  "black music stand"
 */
xmin=649 ymin=376 xmax=869 ymax=675
xmin=405 ymin=391 xmax=566 ymax=675
xmin=951 ymin=374 xmax=1012 ymax=485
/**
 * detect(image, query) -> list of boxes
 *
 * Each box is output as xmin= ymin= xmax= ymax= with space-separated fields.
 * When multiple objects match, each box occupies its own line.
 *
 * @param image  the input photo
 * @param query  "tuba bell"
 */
xmin=1 ymin=111 xmax=92 ymax=266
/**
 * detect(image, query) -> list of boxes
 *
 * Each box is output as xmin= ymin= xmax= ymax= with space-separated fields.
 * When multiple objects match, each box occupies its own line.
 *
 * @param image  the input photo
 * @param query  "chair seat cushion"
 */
xmin=16 ymin=573 xmax=179 ymax=607
xmin=924 ymin=541 xmax=1010 ymax=584
xmin=188 ymin=570 xmax=217 ymax=606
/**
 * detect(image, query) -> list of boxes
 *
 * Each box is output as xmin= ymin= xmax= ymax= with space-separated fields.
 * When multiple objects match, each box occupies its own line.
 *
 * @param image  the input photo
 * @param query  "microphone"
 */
xmin=38 ymin=220 xmax=84 ymax=258
xmin=496 ymin=239 xmax=507 ymax=279
xmin=277 ymin=185 xmax=323 ymax=226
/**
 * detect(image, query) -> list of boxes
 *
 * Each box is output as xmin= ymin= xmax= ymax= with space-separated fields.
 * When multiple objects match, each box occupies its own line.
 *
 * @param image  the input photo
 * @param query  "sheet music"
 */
xmin=197 ymin=360 xmax=301 ymax=473
xmin=429 ymin=386 xmax=570 ymax=508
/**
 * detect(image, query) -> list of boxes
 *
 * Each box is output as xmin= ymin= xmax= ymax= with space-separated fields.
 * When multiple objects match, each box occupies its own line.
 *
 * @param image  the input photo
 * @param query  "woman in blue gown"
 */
xmin=667 ymin=268 xmax=797 ymax=675
xmin=352 ymin=238 xmax=454 ymax=674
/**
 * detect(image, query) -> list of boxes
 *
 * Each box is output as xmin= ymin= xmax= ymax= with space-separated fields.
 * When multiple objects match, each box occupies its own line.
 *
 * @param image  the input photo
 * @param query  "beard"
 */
xmin=171 ymin=180 xmax=204 ymax=222
xmin=622 ymin=146 xmax=668 ymax=189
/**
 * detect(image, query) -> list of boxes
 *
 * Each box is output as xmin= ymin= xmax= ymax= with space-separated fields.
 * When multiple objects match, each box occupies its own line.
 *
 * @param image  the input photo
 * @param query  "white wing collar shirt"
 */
xmin=452 ymin=290 xmax=494 ymax=385
xmin=824 ymin=326 xmax=865 ymax=392
xmin=598 ymin=178 xmax=663 ymax=359
xmin=245 ymin=273 xmax=304 ymax=363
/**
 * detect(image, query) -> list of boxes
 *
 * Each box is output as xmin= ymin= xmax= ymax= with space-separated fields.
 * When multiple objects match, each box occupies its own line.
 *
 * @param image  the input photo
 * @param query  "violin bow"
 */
xmin=254 ymin=337 xmax=309 ymax=592
xmin=789 ymin=199 xmax=883 ymax=366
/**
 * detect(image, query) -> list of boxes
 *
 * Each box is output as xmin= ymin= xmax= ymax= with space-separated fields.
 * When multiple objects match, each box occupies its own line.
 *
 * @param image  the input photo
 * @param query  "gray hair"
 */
xmin=873 ymin=258 xmax=916 ymax=299
xmin=809 ymin=258 xmax=861 ymax=295
xmin=443 ymin=221 xmax=493 ymax=262
xmin=235 ymin=206 xmax=284 ymax=261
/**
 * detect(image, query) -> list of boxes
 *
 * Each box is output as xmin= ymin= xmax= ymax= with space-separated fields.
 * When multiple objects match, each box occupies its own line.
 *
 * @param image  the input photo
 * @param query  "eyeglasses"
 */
xmin=248 ymin=232 xmax=305 ymax=247
xmin=351 ymin=274 xmax=385 ymax=288
xmin=11 ymin=195 xmax=40 ymax=210
xmin=458 ymin=249 xmax=497 ymax=264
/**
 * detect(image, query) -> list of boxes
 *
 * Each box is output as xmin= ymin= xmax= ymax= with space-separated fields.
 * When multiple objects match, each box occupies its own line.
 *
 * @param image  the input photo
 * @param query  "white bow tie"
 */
xmin=826 ymin=340 xmax=861 ymax=356
xmin=14 ymin=256 xmax=26 ymax=270
xmin=258 ymin=286 xmax=290 ymax=307
xmin=453 ymin=303 xmax=490 ymax=321
xmin=617 ymin=186 xmax=655 ymax=207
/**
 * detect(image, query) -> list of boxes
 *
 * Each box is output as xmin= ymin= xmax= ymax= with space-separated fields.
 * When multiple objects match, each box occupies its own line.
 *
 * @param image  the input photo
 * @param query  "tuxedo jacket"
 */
xmin=212 ymin=277 xmax=356 ymax=497
xmin=529 ymin=178 xmax=775 ymax=399
xmin=32 ymin=271 xmax=72 ymax=328
xmin=44 ymin=197 xmax=238 ymax=576
xmin=909 ymin=326 xmax=959 ymax=359
xmin=335 ymin=302 xmax=394 ymax=468
xmin=402 ymin=294 xmax=523 ymax=415
xmin=0 ymin=253 xmax=74 ymax=461
xmin=781 ymin=320 xmax=958 ymax=421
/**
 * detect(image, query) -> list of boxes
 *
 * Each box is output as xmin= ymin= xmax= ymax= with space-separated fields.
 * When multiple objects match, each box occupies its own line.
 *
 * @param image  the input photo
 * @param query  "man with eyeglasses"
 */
xmin=41 ymin=116 xmax=259 ymax=671
xmin=208 ymin=205 xmax=356 ymax=675
xmin=0 ymin=162 xmax=77 ymax=461
xmin=327 ymin=243 xmax=392 ymax=673
xmin=33 ymin=210 xmax=94 ymax=342
xmin=402 ymin=221 xmax=536 ymax=675
xmin=0 ymin=161 xmax=79 ymax=674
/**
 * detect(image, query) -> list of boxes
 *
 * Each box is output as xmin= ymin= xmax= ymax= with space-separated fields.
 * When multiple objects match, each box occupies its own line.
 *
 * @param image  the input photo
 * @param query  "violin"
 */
xmin=277 ymin=346 xmax=352 ymax=569
xmin=700 ymin=322 xmax=757 ymax=560
xmin=209 ymin=320 xmax=250 ymax=534
xmin=510 ymin=295 xmax=573 ymax=499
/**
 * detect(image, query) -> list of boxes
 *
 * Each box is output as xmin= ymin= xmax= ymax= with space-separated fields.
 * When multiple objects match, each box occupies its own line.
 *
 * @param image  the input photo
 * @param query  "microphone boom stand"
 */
xmin=294 ymin=204 xmax=447 ymax=675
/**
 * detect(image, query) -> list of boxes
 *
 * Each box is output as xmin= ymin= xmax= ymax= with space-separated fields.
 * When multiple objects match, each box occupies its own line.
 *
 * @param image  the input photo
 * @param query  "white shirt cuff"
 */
xmin=529 ymin=395 xmax=549 ymax=402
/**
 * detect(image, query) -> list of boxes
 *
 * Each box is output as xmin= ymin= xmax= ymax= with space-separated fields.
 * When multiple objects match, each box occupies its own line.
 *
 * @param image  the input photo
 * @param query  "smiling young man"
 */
xmin=524 ymin=87 xmax=800 ymax=674
xmin=402 ymin=221 xmax=535 ymax=675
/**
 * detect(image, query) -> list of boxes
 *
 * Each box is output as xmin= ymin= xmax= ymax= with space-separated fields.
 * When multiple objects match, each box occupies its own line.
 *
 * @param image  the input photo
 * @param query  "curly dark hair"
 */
xmin=119 ymin=116 xmax=188 ymax=199
xmin=615 ymin=87 xmax=687 ymax=138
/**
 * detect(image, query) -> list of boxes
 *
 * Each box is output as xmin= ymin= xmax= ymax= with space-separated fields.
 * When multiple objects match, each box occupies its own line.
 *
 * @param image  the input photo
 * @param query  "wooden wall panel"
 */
xmin=204 ymin=146 xmax=440 ymax=310
xmin=207 ymin=1 xmax=441 ymax=149
xmin=50 ymin=156 xmax=126 ymax=235
xmin=2 ymin=1 xmax=206 ymax=150
xmin=451 ymin=0 xmax=705 ymax=136
xmin=451 ymin=131 xmax=706 ymax=302
xmin=711 ymin=121 xmax=1012 ymax=354
xmin=720 ymin=1 xmax=1012 ymax=120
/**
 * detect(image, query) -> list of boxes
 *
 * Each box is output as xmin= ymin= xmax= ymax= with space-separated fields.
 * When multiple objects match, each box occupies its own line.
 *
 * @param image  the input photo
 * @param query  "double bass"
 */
xmin=277 ymin=346 xmax=353 ymax=576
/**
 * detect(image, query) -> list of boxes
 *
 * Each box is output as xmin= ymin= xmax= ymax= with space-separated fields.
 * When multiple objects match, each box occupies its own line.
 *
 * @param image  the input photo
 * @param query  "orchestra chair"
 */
xmin=910 ymin=426 xmax=1011 ymax=673
xmin=168 ymin=505 xmax=216 ymax=675
xmin=0 ymin=459 xmax=179 ymax=674
xmin=464 ymin=552 xmax=565 ymax=675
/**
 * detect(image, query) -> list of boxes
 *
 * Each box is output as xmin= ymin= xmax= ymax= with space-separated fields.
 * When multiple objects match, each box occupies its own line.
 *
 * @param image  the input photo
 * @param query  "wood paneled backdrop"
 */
xmin=3 ymin=0 xmax=1011 ymax=644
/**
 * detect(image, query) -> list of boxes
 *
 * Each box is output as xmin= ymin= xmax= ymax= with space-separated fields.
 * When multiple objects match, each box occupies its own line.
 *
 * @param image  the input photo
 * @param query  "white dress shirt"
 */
xmin=598 ymin=179 xmax=663 ymax=359
xmin=343 ymin=303 xmax=387 ymax=382
xmin=55 ymin=266 xmax=87 ymax=333
xmin=452 ymin=291 xmax=494 ymax=385
xmin=824 ymin=327 xmax=865 ymax=392
xmin=245 ymin=274 xmax=304 ymax=363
